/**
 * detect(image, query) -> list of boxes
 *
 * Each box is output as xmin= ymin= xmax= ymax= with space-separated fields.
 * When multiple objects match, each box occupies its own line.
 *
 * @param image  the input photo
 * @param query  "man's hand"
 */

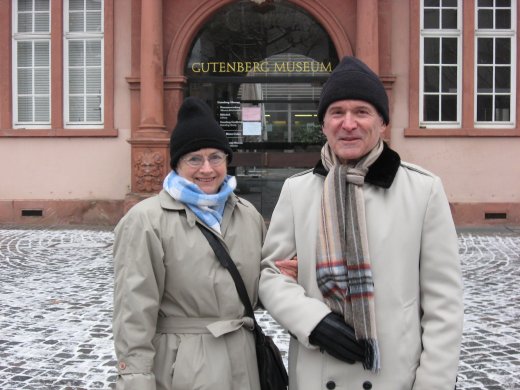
xmin=309 ymin=312 xmax=365 ymax=364
xmin=275 ymin=256 xmax=298 ymax=280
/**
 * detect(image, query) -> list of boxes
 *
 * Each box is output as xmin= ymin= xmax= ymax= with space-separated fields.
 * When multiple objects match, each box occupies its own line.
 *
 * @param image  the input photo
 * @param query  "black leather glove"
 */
xmin=309 ymin=312 xmax=365 ymax=364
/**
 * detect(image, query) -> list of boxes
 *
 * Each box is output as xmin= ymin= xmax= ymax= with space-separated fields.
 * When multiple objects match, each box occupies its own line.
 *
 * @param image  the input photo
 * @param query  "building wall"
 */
xmin=0 ymin=0 xmax=518 ymax=226
xmin=0 ymin=134 xmax=131 ymax=200
xmin=0 ymin=0 xmax=132 ymax=225
xmin=389 ymin=0 xmax=520 ymax=224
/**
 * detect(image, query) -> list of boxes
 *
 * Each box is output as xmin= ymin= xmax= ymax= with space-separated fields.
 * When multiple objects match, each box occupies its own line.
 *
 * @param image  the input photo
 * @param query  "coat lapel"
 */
xmin=313 ymin=142 xmax=401 ymax=189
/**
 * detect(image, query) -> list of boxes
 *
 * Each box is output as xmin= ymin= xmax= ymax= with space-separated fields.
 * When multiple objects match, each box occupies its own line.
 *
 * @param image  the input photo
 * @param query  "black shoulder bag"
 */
xmin=198 ymin=224 xmax=289 ymax=390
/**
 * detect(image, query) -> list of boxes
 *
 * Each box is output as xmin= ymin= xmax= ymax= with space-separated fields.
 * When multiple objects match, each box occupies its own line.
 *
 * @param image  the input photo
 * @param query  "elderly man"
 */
xmin=259 ymin=56 xmax=463 ymax=390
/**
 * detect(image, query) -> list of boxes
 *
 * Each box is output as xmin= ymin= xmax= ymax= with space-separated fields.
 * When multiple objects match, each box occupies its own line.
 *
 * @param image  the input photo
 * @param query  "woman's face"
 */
xmin=176 ymin=148 xmax=228 ymax=194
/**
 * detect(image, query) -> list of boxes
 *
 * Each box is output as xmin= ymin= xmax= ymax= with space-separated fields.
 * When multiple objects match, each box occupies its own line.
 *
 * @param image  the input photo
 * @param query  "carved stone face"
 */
xmin=135 ymin=152 xmax=164 ymax=192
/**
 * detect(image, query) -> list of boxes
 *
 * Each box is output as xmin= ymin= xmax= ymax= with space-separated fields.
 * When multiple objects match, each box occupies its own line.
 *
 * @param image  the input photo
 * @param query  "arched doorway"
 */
xmin=184 ymin=0 xmax=339 ymax=218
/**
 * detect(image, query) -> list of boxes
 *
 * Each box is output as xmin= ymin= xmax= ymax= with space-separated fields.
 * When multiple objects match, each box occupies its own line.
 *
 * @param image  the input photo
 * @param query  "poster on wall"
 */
xmin=217 ymin=101 xmax=242 ymax=147
xmin=242 ymin=105 xmax=262 ymax=136
xmin=243 ymin=121 xmax=262 ymax=135
xmin=242 ymin=106 xmax=261 ymax=121
xmin=217 ymin=101 xmax=265 ymax=145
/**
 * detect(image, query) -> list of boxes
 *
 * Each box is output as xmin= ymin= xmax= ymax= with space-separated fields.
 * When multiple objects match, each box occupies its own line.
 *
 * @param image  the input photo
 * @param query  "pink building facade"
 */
xmin=1 ymin=0 xmax=519 ymax=226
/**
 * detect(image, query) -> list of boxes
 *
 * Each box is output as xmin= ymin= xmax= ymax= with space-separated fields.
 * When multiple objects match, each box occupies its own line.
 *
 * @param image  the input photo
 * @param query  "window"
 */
xmin=4 ymin=0 xmax=114 ymax=136
xmin=409 ymin=0 xmax=518 ymax=135
xmin=475 ymin=0 xmax=516 ymax=126
xmin=13 ymin=0 xmax=51 ymax=127
xmin=65 ymin=0 xmax=104 ymax=126
xmin=420 ymin=0 xmax=461 ymax=128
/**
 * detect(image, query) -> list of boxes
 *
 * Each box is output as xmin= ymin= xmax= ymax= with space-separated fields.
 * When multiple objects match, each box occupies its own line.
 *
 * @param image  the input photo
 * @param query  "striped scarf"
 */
xmin=316 ymin=140 xmax=383 ymax=372
xmin=163 ymin=171 xmax=237 ymax=234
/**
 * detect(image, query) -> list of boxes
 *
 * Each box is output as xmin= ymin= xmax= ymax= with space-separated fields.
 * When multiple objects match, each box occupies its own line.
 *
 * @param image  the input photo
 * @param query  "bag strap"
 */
xmin=197 ymin=223 xmax=256 ymax=320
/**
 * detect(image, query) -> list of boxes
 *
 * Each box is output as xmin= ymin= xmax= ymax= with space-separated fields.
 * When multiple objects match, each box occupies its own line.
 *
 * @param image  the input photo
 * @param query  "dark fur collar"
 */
xmin=313 ymin=142 xmax=401 ymax=189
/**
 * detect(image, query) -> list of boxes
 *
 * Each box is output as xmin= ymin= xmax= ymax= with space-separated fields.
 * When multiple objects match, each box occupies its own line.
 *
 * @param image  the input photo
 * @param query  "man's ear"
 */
xmin=378 ymin=116 xmax=387 ymax=135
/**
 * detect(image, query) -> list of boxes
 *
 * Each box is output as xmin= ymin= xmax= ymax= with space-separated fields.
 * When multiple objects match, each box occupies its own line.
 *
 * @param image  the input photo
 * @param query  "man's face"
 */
xmin=322 ymin=99 xmax=386 ymax=162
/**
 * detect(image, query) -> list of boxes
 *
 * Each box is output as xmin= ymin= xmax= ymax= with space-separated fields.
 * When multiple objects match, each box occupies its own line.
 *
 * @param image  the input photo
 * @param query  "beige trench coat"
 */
xmin=259 ymin=145 xmax=464 ymax=390
xmin=113 ymin=190 xmax=266 ymax=390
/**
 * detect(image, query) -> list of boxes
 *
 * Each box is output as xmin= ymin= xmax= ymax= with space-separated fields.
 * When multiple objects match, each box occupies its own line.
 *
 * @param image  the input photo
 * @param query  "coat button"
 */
xmin=363 ymin=381 xmax=372 ymax=389
xmin=118 ymin=361 xmax=126 ymax=370
xmin=326 ymin=381 xmax=336 ymax=389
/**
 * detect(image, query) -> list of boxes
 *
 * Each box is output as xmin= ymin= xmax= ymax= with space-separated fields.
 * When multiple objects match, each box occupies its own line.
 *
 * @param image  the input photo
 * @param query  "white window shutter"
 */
xmin=65 ymin=0 xmax=104 ymax=126
xmin=13 ymin=0 xmax=51 ymax=127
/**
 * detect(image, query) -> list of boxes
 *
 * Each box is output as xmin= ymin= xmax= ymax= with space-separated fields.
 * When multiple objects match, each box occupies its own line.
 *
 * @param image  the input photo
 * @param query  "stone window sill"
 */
xmin=404 ymin=128 xmax=520 ymax=137
xmin=0 ymin=128 xmax=118 ymax=138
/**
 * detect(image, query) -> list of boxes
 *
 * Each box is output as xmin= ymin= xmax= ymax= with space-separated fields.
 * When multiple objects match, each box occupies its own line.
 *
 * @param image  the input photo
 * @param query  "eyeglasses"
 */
xmin=181 ymin=152 xmax=228 ymax=168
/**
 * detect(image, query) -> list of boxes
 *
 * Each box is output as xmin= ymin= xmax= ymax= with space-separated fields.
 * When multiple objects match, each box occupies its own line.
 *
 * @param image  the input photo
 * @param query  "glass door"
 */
xmin=183 ymin=0 xmax=338 ymax=218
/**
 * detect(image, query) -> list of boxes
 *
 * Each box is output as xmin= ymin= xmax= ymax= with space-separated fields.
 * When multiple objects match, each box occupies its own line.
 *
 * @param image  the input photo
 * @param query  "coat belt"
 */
xmin=156 ymin=316 xmax=255 ymax=338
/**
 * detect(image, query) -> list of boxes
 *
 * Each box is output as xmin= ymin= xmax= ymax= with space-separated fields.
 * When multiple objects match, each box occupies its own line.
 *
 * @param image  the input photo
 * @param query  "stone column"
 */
xmin=138 ymin=0 xmax=165 ymax=136
xmin=127 ymin=0 xmax=169 ymax=205
xmin=356 ymin=0 xmax=379 ymax=73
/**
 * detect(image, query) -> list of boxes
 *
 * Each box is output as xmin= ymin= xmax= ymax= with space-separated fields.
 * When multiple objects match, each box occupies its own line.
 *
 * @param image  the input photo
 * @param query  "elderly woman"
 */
xmin=112 ymin=97 xmax=266 ymax=390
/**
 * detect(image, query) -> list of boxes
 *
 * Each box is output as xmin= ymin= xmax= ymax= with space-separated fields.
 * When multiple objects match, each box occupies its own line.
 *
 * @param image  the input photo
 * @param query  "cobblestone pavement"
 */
xmin=0 ymin=227 xmax=519 ymax=390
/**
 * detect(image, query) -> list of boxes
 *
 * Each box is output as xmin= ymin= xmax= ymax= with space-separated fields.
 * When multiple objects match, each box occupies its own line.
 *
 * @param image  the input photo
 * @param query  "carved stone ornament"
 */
xmin=134 ymin=151 xmax=165 ymax=193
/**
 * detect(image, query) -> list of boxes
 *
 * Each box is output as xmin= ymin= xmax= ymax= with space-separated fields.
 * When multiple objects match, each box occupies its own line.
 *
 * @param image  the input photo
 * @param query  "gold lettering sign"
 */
xmin=191 ymin=61 xmax=332 ymax=74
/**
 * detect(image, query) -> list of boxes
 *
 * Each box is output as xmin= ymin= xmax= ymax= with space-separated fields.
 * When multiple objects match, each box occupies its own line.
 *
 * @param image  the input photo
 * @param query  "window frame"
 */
xmin=406 ymin=0 xmax=520 ymax=137
xmin=64 ymin=0 xmax=105 ymax=128
xmin=474 ymin=0 xmax=517 ymax=128
xmin=419 ymin=0 xmax=463 ymax=129
xmin=12 ymin=0 xmax=52 ymax=128
xmin=0 ymin=0 xmax=115 ymax=138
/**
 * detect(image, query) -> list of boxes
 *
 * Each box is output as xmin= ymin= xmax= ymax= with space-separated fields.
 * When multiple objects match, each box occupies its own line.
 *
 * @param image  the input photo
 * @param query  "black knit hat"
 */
xmin=169 ymin=97 xmax=233 ymax=169
xmin=317 ymin=56 xmax=389 ymax=124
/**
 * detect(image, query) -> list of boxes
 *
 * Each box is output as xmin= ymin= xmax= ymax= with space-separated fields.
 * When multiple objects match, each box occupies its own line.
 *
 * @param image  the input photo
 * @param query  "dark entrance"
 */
xmin=185 ymin=0 xmax=338 ymax=219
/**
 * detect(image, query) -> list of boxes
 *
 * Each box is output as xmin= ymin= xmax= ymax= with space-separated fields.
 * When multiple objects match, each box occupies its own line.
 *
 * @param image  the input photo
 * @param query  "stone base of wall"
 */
xmin=0 ymin=199 xmax=125 ymax=227
xmin=451 ymin=202 xmax=520 ymax=226
xmin=123 ymin=193 xmax=152 ymax=214
xmin=0 ymin=199 xmax=519 ymax=228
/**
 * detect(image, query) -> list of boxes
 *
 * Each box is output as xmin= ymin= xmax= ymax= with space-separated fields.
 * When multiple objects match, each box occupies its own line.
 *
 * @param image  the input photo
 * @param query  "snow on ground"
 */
xmin=0 ymin=228 xmax=519 ymax=389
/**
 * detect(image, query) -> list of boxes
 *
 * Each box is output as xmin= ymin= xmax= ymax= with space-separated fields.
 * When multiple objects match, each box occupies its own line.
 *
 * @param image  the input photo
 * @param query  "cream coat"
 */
xmin=113 ymin=190 xmax=266 ymax=390
xmin=259 ymin=146 xmax=463 ymax=390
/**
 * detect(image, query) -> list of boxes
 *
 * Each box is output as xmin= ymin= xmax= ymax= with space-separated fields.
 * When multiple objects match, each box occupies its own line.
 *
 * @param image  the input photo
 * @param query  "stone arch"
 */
xmin=165 ymin=0 xmax=353 ymax=77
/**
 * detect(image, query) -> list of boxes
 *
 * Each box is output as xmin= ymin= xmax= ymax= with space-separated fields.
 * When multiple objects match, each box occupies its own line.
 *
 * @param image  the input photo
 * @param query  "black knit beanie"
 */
xmin=169 ymin=97 xmax=233 ymax=169
xmin=317 ymin=56 xmax=389 ymax=124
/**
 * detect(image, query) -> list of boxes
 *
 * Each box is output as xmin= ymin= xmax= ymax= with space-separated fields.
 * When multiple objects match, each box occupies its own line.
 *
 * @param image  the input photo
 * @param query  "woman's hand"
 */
xmin=275 ymin=256 xmax=298 ymax=280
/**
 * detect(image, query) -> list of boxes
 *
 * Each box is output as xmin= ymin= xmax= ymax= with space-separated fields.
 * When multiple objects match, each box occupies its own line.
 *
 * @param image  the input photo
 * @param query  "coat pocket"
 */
xmin=151 ymin=333 xmax=179 ymax=390
xmin=171 ymin=334 xmax=232 ymax=390
xmin=401 ymin=298 xmax=422 ymax=371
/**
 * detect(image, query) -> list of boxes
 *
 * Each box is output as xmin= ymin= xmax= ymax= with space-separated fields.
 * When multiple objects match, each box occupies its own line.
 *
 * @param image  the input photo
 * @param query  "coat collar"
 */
xmin=158 ymin=189 xmax=241 ymax=234
xmin=313 ymin=142 xmax=401 ymax=189
xmin=158 ymin=188 xmax=240 ymax=210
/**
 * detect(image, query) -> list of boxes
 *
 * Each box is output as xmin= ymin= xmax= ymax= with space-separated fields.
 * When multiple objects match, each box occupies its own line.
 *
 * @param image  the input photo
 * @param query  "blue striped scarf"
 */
xmin=163 ymin=171 xmax=237 ymax=234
